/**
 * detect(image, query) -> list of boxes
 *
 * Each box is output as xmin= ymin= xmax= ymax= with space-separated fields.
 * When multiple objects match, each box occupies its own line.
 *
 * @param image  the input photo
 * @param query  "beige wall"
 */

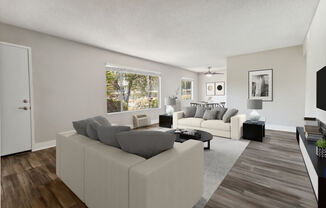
xmin=198 ymin=73 xmax=227 ymax=104
xmin=227 ymin=45 xmax=306 ymax=131
xmin=304 ymin=0 xmax=326 ymax=124
xmin=0 ymin=22 xmax=198 ymax=144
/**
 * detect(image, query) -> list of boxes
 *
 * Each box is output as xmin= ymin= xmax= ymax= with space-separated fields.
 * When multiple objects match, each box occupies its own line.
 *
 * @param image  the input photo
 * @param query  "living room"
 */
xmin=1 ymin=0 xmax=325 ymax=208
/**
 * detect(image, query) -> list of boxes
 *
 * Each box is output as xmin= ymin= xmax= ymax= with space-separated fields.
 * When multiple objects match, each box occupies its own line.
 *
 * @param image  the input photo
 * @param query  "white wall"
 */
xmin=304 ymin=0 xmax=326 ymax=124
xmin=227 ymin=45 xmax=306 ymax=131
xmin=0 ymin=22 xmax=198 ymax=144
xmin=198 ymin=73 xmax=227 ymax=104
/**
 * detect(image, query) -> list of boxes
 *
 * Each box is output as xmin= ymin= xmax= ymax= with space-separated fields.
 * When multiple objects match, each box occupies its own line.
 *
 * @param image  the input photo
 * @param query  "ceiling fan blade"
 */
xmin=203 ymin=66 xmax=224 ymax=75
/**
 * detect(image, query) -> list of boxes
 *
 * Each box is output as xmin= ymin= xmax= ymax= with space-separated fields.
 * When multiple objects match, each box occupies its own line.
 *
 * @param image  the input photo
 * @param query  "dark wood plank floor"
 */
xmin=1 ymin=148 xmax=86 ymax=208
xmin=206 ymin=130 xmax=317 ymax=208
xmin=1 ymin=129 xmax=317 ymax=208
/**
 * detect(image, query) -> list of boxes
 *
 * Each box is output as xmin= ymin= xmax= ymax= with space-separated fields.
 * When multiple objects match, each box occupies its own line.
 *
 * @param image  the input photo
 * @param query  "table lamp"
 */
xmin=165 ymin=97 xmax=176 ymax=115
xmin=247 ymin=99 xmax=263 ymax=121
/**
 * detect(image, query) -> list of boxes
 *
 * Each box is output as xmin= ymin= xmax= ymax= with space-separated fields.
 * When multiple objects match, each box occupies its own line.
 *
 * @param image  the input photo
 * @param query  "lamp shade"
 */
xmin=247 ymin=99 xmax=262 ymax=110
xmin=165 ymin=97 xmax=176 ymax=105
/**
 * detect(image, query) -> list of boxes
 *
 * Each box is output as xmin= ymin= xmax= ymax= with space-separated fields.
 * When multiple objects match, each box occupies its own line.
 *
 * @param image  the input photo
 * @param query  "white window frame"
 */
xmin=105 ymin=64 xmax=161 ymax=114
xmin=181 ymin=78 xmax=194 ymax=101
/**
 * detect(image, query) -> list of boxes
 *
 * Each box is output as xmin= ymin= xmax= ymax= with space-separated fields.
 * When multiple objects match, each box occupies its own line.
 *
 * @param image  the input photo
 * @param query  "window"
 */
xmin=106 ymin=69 xmax=160 ymax=113
xmin=181 ymin=79 xmax=193 ymax=100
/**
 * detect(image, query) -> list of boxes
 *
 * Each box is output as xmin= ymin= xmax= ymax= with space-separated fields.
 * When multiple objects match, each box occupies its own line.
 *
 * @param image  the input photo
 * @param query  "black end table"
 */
xmin=243 ymin=120 xmax=265 ymax=142
xmin=159 ymin=114 xmax=173 ymax=128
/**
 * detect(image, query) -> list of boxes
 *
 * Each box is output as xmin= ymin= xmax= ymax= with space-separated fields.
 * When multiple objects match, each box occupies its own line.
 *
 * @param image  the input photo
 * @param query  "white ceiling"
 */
xmin=0 ymin=0 xmax=319 ymax=72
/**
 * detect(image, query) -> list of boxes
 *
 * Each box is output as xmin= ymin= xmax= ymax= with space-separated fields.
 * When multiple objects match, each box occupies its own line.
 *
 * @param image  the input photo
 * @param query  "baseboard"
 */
xmin=33 ymin=140 xmax=56 ymax=151
xmin=265 ymin=124 xmax=296 ymax=133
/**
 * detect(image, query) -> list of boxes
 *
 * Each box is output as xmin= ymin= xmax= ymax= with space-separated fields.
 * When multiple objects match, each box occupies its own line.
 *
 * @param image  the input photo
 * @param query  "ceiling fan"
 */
xmin=203 ymin=66 xmax=224 ymax=77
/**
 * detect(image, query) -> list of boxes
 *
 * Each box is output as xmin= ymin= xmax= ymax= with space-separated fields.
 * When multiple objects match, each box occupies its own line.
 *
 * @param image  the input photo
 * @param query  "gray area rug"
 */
xmin=193 ymin=136 xmax=249 ymax=207
xmin=146 ymin=127 xmax=249 ymax=208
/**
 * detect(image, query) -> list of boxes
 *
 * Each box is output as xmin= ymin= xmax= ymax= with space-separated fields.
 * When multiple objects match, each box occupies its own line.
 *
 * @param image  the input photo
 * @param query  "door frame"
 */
xmin=0 ymin=41 xmax=35 ymax=152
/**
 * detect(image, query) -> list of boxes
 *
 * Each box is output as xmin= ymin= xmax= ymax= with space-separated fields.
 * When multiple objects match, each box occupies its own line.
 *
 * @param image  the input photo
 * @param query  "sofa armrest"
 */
xmin=129 ymin=140 xmax=204 ymax=208
xmin=56 ymin=131 xmax=100 ymax=202
xmin=173 ymin=111 xmax=184 ymax=129
xmin=231 ymin=114 xmax=246 ymax=139
xmin=85 ymin=142 xmax=145 ymax=208
xmin=56 ymin=130 xmax=77 ymax=178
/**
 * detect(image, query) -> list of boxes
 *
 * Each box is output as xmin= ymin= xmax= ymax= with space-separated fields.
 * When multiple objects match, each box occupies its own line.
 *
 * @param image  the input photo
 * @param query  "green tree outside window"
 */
xmin=106 ymin=70 xmax=160 ymax=113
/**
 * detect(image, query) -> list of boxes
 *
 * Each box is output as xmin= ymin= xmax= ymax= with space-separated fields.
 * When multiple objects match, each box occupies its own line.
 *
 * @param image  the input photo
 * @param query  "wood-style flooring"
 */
xmin=1 ymin=128 xmax=317 ymax=208
xmin=1 ymin=148 xmax=86 ymax=208
xmin=206 ymin=130 xmax=317 ymax=208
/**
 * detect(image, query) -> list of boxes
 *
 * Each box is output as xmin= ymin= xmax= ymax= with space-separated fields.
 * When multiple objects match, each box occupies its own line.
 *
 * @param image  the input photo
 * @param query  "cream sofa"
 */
xmin=173 ymin=111 xmax=246 ymax=139
xmin=56 ymin=130 xmax=204 ymax=208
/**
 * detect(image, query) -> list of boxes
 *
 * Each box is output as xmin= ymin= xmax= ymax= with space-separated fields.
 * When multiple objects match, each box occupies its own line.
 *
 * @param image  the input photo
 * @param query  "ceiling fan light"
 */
xmin=206 ymin=73 xmax=212 ymax=77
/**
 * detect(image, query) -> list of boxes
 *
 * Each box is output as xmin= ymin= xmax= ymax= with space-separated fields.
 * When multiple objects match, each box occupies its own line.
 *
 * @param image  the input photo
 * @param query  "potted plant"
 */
xmin=316 ymin=138 xmax=326 ymax=158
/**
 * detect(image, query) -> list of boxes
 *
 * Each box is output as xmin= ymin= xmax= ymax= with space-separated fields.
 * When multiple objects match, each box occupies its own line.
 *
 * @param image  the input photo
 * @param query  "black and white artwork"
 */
xmin=248 ymin=69 xmax=273 ymax=101
xmin=215 ymin=81 xmax=225 ymax=96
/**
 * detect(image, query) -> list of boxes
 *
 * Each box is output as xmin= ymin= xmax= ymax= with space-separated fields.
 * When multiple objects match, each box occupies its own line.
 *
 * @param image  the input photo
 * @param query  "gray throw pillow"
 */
xmin=116 ymin=131 xmax=175 ymax=159
xmin=222 ymin=108 xmax=239 ymax=123
xmin=86 ymin=120 xmax=101 ymax=140
xmin=215 ymin=107 xmax=228 ymax=120
xmin=203 ymin=109 xmax=218 ymax=120
xmin=73 ymin=116 xmax=111 ymax=137
xmin=93 ymin=116 xmax=111 ymax=126
xmin=194 ymin=106 xmax=206 ymax=118
xmin=97 ymin=126 xmax=131 ymax=148
xmin=73 ymin=118 xmax=93 ymax=136
xmin=184 ymin=106 xmax=197 ymax=117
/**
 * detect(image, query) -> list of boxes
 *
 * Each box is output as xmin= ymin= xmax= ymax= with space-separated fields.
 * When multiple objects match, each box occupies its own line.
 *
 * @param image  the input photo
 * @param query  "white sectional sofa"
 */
xmin=56 ymin=130 xmax=204 ymax=208
xmin=173 ymin=111 xmax=246 ymax=139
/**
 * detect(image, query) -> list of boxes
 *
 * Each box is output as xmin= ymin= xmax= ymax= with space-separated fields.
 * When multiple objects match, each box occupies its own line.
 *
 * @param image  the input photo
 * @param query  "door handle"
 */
xmin=18 ymin=106 xmax=28 ymax=110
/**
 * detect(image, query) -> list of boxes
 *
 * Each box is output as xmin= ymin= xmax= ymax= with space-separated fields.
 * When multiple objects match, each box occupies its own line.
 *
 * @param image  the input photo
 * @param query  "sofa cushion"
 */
xmin=116 ymin=131 xmax=175 ymax=159
xmin=93 ymin=116 xmax=111 ymax=126
xmin=73 ymin=116 xmax=111 ymax=136
xmin=201 ymin=120 xmax=231 ymax=131
xmin=184 ymin=106 xmax=197 ymax=118
xmin=215 ymin=107 xmax=228 ymax=120
xmin=97 ymin=126 xmax=131 ymax=148
xmin=223 ymin=108 xmax=239 ymax=123
xmin=73 ymin=118 xmax=92 ymax=136
xmin=194 ymin=106 xmax=206 ymax=118
xmin=203 ymin=109 xmax=218 ymax=120
xmin=86 ymin=120 xmax=101 ymax=139
xmin=178 ymin=118 xmax=203 ymax=128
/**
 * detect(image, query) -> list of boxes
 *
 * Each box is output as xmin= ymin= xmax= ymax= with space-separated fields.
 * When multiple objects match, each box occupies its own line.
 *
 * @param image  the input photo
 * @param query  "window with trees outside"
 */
xmin=106 ymin=70 xmax=160 ymax=113
xmin=181 ymin=79 xmax=193 ymax=100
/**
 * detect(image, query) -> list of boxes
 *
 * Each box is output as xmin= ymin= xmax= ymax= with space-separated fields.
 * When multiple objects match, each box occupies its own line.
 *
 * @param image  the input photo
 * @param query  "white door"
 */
xmin=0 ymin=43 xmax=32 ymax=156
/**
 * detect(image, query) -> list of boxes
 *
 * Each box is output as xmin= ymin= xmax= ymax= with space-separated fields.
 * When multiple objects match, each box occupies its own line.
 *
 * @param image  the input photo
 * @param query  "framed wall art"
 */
xmin=206 ymin=82 xmax=215 ymax=96
xmin=248 ymin=69 xmax=273 ymax=101
xmin=215 ymin=81 xmax=225 ymax=96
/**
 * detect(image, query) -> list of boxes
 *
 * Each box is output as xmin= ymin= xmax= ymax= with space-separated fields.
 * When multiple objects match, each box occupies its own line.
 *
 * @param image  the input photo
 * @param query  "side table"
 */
xmin=159 ymin=114 xmax=173 ymax=128
xmin=243 ymin=120 xmax=265 ymax=142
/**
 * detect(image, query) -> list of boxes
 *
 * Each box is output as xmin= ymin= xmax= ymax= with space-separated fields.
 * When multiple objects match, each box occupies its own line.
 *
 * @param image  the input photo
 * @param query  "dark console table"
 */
xmin=159 ymin=114 xmax=173 ymax=128
xmin=243 ymin=120 xmax=265 ymax=142
xmin=297 ymin=127 xmax=326 ymax=207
